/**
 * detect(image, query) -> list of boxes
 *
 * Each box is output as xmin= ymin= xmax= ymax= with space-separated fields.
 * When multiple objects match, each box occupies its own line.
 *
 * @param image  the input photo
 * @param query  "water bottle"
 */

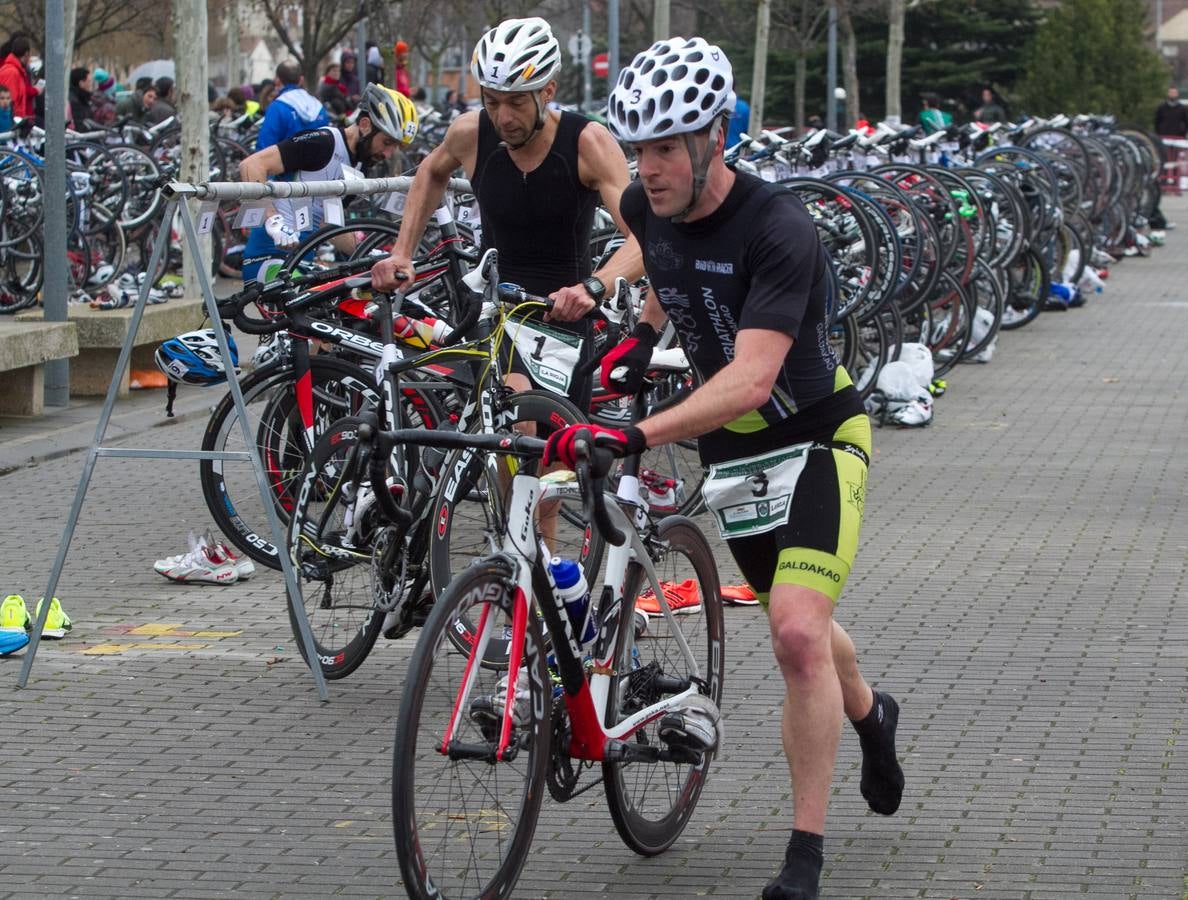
xmin=393 ymin=314 xmax=453 ymax=349
xmin=411 ymin=418 xmax=458 ymax=495
xmin=549 ymin=557 xmax=596 ymax=648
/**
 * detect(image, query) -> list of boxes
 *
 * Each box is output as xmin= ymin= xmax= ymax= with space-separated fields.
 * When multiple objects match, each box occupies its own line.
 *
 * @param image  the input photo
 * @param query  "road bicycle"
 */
xmin=387 ymin=402 xmax=724 ymax=899
xmin=280 ymin=260 xmax=609 ymax=679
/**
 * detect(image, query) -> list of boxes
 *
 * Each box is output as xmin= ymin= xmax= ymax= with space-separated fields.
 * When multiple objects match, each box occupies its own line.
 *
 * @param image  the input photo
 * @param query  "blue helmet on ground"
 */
xmin=154 ymin=329 xmax=240 ymax=386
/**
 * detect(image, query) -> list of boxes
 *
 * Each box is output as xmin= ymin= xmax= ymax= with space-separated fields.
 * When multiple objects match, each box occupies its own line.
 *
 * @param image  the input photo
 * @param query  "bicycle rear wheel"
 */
xmin=393 ymin=559 xmax=550 ymax=900
xmin=603 ymin=516 xmax=724 ymax=855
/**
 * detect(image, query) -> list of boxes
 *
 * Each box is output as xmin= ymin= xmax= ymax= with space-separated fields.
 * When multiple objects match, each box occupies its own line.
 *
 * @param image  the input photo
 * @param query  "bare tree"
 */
xmin=771 ymin=0 xmax=831 ymax=130
xmin=0 ymin=0 xmax=161 ymax=51
xmin=255 ymin=0 xmax=371 ymax=87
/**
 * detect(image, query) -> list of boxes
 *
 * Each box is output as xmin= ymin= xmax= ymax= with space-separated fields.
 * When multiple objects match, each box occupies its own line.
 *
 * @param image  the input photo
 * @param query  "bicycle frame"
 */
xmin=445 ymin=452 xmax=705 ymax=764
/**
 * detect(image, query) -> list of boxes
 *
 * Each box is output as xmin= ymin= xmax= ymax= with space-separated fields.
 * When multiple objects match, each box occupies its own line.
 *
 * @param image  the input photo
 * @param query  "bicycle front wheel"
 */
xmin=393 ymin=559 xmax=551 ymax=900
xmin=603 ymin=515 xmax=724 ymax=855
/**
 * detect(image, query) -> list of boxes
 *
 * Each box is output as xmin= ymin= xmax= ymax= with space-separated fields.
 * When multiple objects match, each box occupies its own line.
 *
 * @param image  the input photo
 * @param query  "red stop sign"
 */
xmin=592 ymin=52 xmax=609 ymax=78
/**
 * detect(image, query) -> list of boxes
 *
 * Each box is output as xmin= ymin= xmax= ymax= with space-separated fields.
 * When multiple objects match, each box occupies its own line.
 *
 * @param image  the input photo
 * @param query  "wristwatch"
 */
xmin=582 ymin=275 xmax=606 ymax=302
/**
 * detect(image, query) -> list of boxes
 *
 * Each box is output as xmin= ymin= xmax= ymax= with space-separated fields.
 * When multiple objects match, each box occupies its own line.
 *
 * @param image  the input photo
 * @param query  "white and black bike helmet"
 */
xmin=607 ymin=37 xmax=735 ymax=220
xmin=470 ymin=17 xmax=561 ymax=147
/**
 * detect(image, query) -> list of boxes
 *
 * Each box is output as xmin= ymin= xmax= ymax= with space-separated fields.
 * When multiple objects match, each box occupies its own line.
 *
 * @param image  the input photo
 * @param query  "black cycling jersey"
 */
xmin=276 ymin=126 xmax=357 ymax=173
xmin=471 ymin=110 xmax=598 ymax=297
xmin=621 ymin=170 xmax=864 ymax=464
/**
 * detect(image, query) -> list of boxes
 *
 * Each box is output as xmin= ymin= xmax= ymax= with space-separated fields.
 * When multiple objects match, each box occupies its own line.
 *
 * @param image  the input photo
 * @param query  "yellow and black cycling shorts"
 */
xmin=724 ymin=413 xmax=870 ymax=608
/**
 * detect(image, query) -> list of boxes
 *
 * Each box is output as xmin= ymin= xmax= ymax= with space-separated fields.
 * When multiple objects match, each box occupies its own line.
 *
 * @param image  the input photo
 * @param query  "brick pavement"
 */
xmin=1 ymin=202 xmax=1187 ymax=898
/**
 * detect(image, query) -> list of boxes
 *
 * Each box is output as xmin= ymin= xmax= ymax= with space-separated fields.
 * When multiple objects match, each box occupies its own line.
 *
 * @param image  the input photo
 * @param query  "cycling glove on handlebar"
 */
xmin=543 ymin=423 xmax=646 ymax=470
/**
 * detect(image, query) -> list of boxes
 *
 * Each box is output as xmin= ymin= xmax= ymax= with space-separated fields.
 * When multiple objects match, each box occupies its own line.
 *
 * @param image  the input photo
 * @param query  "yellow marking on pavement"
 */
xmin=334 ymin=821 xmax=353 ymax=828
xmin=191 ymin=630 xmax=242 ymax=638
xmin=81 ymin=641 xmax=211 ymax=655
xmin=128 ymin=623 xmax=184 ymax=635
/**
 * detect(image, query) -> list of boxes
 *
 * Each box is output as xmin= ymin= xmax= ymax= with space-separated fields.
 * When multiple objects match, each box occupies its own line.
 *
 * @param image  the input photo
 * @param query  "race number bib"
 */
xmin=509 ymin=317 xmax=583 ymax=397
xmin=701 ymin=442 xmax=813 ymax=540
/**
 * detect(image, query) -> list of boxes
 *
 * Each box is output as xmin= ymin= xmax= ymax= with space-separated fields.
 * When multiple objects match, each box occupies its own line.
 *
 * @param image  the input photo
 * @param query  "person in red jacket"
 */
xmin=0 ymin=35 xmax=38 ymax=119
xmin=393 ymin=40 xmax=411 ymax=97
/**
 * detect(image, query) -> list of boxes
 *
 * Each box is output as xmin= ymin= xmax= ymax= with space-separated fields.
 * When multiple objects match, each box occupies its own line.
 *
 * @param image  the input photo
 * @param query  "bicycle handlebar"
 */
xmin=354 ymin=417 xmax=624 ymax=547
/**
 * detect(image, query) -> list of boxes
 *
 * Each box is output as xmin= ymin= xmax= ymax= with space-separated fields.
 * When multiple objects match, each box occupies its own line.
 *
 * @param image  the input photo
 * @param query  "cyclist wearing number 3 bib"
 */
xmin=369 ymin=17 xmax=643 ymax=409
xmin=541 ymin=39 xmax=905 ymax=900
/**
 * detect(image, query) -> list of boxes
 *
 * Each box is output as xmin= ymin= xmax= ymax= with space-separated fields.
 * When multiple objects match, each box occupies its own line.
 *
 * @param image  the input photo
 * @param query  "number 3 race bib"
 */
xmin=701 ymin=442 xmax=813 ymax=540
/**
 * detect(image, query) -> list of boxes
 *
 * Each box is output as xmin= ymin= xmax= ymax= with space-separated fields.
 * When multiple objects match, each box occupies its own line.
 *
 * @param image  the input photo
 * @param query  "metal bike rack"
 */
xmin=16 ymin=173 xmax=472 ymax=698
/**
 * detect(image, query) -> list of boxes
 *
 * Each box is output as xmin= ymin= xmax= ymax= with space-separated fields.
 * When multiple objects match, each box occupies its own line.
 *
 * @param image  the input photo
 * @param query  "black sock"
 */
xmin=762 ymin=830 xmax=823 ymax=900
xmin=851 ymin=689 xmax=905 ymax=815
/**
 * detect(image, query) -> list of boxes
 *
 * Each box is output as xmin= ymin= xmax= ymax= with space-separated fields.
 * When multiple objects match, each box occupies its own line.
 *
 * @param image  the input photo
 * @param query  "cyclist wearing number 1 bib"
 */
xmin=541 ymin=39 xmax=905 ymax=900
xmin=369 ymin=17 xmax=644 ymax=409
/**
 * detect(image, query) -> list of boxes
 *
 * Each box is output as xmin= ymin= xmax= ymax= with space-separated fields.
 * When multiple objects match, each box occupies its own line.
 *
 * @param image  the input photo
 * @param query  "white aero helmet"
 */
xmin=608 ymin=37 xmax=735 ymax=143
xmin=471 ymin=17 xmax=561 ymax=92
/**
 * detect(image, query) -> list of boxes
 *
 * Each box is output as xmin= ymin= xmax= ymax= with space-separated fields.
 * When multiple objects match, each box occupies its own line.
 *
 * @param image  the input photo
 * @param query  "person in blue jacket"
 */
xmin=255 ymin=60 xmax=330 ymax=151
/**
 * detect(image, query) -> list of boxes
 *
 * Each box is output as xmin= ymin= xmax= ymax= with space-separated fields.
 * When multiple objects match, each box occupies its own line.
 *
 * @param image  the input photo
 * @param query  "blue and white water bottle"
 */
xmin=549 ymin=557 xmax=597 ymax=648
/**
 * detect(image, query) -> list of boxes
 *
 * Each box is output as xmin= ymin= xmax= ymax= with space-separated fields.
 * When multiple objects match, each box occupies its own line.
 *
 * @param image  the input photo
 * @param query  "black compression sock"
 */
xmin=851 ymin=689 xmax=905 ymax=815
xmin=761 ymin=830 xmax=824 ymax=900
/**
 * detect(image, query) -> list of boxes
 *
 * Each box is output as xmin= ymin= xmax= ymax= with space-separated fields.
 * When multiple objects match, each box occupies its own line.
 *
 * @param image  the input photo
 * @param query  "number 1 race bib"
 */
xmin=701 ymin=442 xmax=813 ymax=540
xmin=509 ymin=317 xmax=583 ymax=397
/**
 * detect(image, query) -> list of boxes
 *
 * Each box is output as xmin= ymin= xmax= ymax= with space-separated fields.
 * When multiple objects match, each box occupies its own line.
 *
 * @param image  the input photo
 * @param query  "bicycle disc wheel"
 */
xmin=200 ymin=356 xmax=383 ymax=568
xmin=428 ymin=390 xmax=597 ymax=598
xmin=603 ymin=516 xmax=724 ymax=855
xmin=393 ymin=559 xmax=550 ymax=900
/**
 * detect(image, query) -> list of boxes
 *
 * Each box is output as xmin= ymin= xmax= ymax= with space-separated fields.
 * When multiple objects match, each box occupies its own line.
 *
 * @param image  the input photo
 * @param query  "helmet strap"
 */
xmin=671 ymin=116 xmax=724 ymax=224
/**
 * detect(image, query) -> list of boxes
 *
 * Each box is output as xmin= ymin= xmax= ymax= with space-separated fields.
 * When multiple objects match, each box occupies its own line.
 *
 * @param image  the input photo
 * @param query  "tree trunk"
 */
xmin=886 ymin=0 xmax=905 ymax=124
xmin=795 ymin=52 xmax=806 ymax=132
xmin=173 ymin=0 xmax=211 ymax=287
xmin=839 ymin=0 xmax=859 ymax=125
xmin=750 ymin=0 xmax=771 ymax=136
xmin=227 ymin=0 xmax=242 ymax=87
xmin=64 ymin=0 xmax=77 ymax=77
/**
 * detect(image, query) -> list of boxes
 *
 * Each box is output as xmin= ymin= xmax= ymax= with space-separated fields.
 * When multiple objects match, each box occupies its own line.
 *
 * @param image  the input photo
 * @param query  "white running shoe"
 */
xmin=154 ymin=534 xmax=238 ymax=585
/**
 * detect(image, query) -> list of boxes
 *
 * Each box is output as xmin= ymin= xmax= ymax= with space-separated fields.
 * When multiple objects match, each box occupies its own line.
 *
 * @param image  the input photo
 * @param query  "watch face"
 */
xmin=585 ymin=277 xmax=605 ymax=299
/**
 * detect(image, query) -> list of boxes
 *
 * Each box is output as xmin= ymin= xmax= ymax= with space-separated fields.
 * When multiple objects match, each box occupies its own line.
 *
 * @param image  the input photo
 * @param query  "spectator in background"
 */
xmin=367 ymin=43 xmax=385 ymax=86
xmin=90 ymin=68 xmax=117 ymax=124
xmin=0 ymin=85 xmax=13 ymax=133
xmin=318 ymin=62 xmax=349 ymax=115
xmin=340 ymin=50 xmax=361 ymax=105
xmin=1155 ymin=85 xmax=1188 ymax=137
xmin=144 ymin=76 xmax=176 ymax=126
xmin=393 ymin=40 xmax=411 ymax=96
xmin=115 ymin=77 xmax=152 ymax=119
xmin=973 ymin=87 xmax=1006 ymax=124
xmin=257 ymin=80 xmax=276 ymax=111
xmin=256 ymin=59 xmax=329 ymax=150
xmin=0 ymin=34 xmax=38 ymax=119
xmin=918 ymin=93 xmax=951 ymax=135
xmin=439 ymin=88 xmax=467 ymax=117
xmin=68 ymin=67 xmax=93 ymax=127
xmin=726 ymin=92 xmax=750 ymax=148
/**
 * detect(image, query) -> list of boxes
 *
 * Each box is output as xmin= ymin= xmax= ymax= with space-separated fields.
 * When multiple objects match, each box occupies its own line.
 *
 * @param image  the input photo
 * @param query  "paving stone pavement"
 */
xmin=2 ymin=202 xmax=1187 ymax=899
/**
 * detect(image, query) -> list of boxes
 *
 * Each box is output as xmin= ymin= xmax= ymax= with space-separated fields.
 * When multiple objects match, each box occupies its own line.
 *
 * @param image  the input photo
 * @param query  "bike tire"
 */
xmin=285 ymin=414 xmax=385 ymax=679
xmin=393 ymin=558 xmax=550 ymax=900
xmin=603 ymin=515 xmax=724 ymax=856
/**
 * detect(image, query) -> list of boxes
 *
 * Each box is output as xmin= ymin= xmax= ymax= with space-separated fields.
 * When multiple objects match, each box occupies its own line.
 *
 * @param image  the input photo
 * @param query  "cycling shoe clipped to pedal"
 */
xmin=658 ymin=693 xmax=722 ymax=763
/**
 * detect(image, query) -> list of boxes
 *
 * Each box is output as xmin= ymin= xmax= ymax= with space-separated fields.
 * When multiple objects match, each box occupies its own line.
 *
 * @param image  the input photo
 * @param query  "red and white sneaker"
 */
xmin=639 ymin=468 xmax=679 ymax=513
xmin=154 ymin=537 xmax=238 ymax=585
xmin=636 ymin=578 xmax=702 ymax=616
xmin=209 ymin=538 xmax=255 ymax=580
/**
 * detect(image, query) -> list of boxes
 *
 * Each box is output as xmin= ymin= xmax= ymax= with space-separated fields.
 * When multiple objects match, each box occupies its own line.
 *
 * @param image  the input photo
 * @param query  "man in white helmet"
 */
xmin=370 ymin=16 xmax=642 ymax=409
xmin=540 ymin=38 xmax=904 ymax=900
